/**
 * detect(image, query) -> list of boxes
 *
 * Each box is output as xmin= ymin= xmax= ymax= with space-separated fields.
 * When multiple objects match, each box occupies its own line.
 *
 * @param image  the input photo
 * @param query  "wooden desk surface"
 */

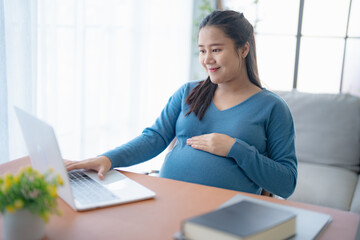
xmin=0 ymin=157 xmax=359 ymax=240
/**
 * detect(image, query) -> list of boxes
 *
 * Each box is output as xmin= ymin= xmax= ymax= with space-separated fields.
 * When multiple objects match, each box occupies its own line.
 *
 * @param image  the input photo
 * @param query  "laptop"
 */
xmin=14 ymin=106 xmax=156 ymax=211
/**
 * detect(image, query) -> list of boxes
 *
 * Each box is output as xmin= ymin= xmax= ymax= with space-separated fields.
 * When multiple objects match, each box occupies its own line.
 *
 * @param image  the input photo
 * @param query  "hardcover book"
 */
xmin=182 ymin=200 xmax=296 ymax=240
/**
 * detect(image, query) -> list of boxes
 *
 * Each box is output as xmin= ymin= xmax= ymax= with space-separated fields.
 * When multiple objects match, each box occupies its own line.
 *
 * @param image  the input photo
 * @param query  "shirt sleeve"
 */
xmin=227 ymin=99 xmax=297 ymax=199
xmin=101 ymin=83 xmax=186 ymax=168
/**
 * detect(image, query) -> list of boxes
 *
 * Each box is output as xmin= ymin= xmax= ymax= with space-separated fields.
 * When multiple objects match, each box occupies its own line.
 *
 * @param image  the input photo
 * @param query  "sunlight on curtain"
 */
xmin=37 ymin=0 xmax=193 ymax=172
xmin=0 ymin=0 xmax=37 ymax=163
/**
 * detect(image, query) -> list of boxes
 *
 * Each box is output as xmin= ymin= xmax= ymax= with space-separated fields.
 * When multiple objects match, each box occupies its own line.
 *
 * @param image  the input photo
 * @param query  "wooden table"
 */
xmin=0 ymin=157 xmax=359 ymax=240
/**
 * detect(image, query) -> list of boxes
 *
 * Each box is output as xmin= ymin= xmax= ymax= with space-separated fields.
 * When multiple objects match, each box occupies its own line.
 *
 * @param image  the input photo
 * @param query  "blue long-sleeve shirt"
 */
xmin=103 ymin=81 xmax=297 ymax=198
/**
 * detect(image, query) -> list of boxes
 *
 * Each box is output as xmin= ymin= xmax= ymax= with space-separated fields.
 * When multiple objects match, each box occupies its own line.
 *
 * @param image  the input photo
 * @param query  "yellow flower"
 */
xmin=6 ymin=205 xmax=15 ymax=214
xmin=14 ymin=199 xmax=24 ymax=209
xmin=2 ymin=175 xmax=13 ymax=193
xmin=14 ymin=175 xmax=20 ymax=183
xmin=47 ymin=185 xmax=57 ymax=198
xmin=4 ymin=173 xmax=13 ymax=186
xmin=25 ymin=166 xmax=33 ymax=174
xmin=0 ymin=167 xmax=63 ymax=220
xmin=56 ymin=174 xmax=64 ymax=186
xmin=4 ymin=179 xmax=12 ymax=188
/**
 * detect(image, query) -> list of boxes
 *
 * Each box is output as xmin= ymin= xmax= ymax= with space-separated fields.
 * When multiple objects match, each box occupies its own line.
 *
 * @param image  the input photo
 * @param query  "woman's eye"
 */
xmin=199 ymin=50 xmax=205 ymax=54
xmin=213 ymin=49 xmax=220 ymax=52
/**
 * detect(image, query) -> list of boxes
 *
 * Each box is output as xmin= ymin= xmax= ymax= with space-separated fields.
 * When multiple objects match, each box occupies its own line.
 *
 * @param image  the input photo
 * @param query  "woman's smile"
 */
xmin=208 ymin=67 xmax=220 ymax=73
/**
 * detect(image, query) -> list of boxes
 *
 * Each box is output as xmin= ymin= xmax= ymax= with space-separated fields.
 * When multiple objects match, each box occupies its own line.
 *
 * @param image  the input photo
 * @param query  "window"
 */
xmin=219 ymin=0 xmax=360 ymax=95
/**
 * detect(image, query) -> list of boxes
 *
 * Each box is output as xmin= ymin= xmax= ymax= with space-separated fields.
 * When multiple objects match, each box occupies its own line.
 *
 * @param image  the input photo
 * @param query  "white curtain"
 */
xmin=0 ymin=0 xmax=37 ymax=163
xmin=36 ymin=0 xmax=192 ymax=172
xmin=0 ymin=0 xmax=7 ymax=163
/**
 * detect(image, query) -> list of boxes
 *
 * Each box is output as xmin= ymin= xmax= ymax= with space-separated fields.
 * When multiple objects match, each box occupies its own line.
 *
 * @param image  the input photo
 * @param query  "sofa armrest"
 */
xmin=288 ymin=162 xmax=358 ymax=211
xmin=350 ymin=176 xmax=360 ymax=213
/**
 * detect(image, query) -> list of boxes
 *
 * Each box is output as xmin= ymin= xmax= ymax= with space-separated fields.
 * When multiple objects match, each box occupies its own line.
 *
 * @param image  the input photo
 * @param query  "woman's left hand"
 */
xmin=187 ymin=133 xmax=235 ymax=157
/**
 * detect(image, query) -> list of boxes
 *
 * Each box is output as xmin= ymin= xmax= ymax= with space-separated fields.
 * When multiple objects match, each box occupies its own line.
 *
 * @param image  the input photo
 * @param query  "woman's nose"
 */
xmin=204 ymin=53 xmax=215 ymax=64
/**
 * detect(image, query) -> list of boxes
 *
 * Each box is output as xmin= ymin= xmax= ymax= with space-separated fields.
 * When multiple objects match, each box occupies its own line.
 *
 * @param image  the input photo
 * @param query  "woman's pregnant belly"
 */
xmin=159 ymin=143 xmax=259 ymax=193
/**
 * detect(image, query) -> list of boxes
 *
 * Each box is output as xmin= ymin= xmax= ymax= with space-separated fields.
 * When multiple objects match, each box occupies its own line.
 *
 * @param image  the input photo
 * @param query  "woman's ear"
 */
xmin=240 ymin=42 xmax=250 ymax=58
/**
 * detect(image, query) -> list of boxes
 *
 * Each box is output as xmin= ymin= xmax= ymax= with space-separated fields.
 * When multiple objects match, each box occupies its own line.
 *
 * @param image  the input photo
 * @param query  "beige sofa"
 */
xmin=275 ymin=90 xmax=360 ymax=213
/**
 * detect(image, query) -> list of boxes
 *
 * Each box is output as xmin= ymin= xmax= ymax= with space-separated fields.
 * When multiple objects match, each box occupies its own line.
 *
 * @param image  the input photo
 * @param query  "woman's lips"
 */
xmin=208 ymin=67 xmax=220 ymax=73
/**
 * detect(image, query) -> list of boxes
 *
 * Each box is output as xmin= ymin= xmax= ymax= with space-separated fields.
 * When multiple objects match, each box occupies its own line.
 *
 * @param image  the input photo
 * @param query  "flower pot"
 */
xmin=3 ymin=209 xmax=45 ymax=240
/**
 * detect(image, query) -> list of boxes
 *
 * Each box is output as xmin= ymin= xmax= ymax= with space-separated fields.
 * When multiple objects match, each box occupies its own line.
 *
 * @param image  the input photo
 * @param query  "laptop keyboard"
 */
xmin=69 ymin=170 xmax=120 ymax=205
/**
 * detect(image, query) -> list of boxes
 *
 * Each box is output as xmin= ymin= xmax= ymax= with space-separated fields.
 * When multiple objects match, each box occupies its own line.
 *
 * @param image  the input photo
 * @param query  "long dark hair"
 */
xmin=186 ymin=10 xmax=261 ymax=120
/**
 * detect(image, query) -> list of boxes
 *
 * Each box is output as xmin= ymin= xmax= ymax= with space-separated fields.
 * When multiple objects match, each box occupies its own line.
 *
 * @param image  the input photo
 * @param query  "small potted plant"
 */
xmin=0 ymin=166 xmax=64 ymax=240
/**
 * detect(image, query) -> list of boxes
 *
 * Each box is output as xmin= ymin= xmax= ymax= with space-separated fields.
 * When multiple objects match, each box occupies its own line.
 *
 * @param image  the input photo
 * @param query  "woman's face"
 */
xmin=198 ymin=26 xmax=245 ymax=85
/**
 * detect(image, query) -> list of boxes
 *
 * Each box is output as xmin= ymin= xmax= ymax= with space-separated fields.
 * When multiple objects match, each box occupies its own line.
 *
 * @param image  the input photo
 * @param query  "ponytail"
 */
xmin=185 ymin=77 xmax=217 ymax=120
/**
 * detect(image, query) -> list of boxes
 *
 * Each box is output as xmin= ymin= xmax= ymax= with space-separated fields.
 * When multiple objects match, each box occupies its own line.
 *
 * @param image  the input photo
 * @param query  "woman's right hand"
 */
xmin=65 ymin=156 xmax=112 ymax=180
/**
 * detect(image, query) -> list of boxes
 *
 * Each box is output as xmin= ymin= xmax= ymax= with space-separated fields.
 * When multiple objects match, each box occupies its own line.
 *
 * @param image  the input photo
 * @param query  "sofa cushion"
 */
xmin=276 ymin=90 xmax=360 ymax=172
xmin=288 ymin=162 xmax=358 ymax=211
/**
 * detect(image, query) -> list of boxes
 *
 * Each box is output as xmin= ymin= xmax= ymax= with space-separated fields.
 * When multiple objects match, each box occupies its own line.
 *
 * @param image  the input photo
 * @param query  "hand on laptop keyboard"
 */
xmin=69 ymin=170 xmax=120 ymax=206
xmin=65 ymin=156 xmax=112 ymax=180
